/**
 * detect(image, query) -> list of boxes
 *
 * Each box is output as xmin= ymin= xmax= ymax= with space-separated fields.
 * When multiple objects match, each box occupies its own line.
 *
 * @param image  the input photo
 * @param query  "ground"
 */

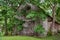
xmin=1 ymin=34 xmax=60 ymax=40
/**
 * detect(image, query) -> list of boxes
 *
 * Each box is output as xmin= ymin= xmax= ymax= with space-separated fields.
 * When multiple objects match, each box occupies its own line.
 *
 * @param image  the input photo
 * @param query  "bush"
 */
xmin=34 ymin=24 xmax=45 ymax=34
xmin=0 ymin=31 xmax=5 ymax=36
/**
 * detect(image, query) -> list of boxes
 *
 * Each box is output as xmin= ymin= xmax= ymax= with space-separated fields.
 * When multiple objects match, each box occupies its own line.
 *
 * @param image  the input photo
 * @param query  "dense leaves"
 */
xmin=0 ymin=0 xmax=60 ymax=36
xmin=34 ymin=24 xmax=45 ymax=34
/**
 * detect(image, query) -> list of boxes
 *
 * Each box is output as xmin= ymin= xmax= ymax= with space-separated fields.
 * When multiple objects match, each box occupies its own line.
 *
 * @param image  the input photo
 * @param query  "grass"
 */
xmin=1 ymin=34 xmax=60 ymax=40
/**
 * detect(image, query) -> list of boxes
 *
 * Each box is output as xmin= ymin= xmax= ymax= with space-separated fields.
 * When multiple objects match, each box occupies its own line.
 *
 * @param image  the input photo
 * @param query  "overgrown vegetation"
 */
xmin=0 ymin=0 xmax=60 ymax=38
xmin=34 ymin=24 xmax=45 ymax=34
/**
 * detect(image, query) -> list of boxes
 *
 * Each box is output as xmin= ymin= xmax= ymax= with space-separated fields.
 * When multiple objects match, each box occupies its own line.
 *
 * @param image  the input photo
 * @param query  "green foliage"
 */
xmin=7 ymin=17 xmax=24 ymax=31
xmin=56 ymin=7 xmax=60 ymax=23
xmin=13 ymin=18 xmax=24 ymax=31
xmin=17 ymin=25 xmax=23 ymax=31
xmin=34 ymin=24 xmax=45 ymax=34
xmin=26 ymin=10 xmax=47 ymax=21
xmin=30 ymin=0 xmax=40 ymax=6
xmin=0 ymin=0 xmax=60 ymax=36
xmin=38 ymin=12 xmax=47 ymax=21
xmin=0 ymin=31 xmax=5 ymax=36
xmin=26 ymin=11 xmax=36 ymax=18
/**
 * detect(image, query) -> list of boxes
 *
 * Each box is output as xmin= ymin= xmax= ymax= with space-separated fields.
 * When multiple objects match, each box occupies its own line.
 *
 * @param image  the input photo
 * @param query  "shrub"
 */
xmin=34 ymin=24 xmax=45 ymax=34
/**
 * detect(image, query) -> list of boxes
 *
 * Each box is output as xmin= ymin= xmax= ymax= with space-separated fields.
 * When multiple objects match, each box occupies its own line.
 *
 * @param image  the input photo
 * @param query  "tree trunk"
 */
xmin=51 ymin=3 xmax=56 ymax=35
xmin=4 ymin=16 xmax=8 ymax=36
xmin=12 ymin=24 xmax=17 ymax=36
